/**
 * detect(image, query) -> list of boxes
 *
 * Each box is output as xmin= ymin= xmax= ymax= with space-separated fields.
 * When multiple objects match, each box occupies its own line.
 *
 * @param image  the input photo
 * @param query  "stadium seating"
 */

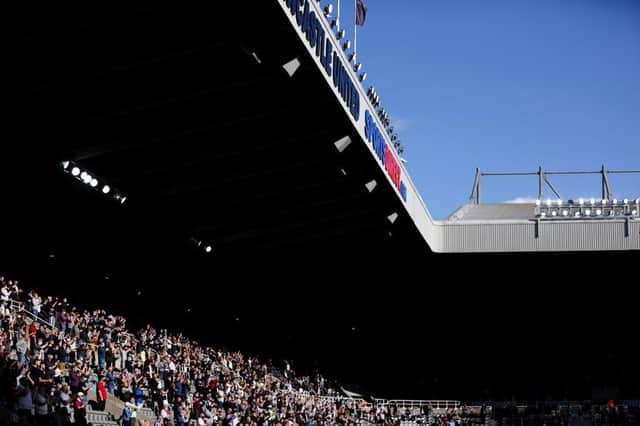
xmin=2 ymin=275 xmax=639 ymax=425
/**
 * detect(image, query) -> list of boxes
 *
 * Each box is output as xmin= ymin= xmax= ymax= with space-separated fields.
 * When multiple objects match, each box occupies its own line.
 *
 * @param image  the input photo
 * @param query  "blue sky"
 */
xmin=326 ymin=0 xmax=640 ymax=219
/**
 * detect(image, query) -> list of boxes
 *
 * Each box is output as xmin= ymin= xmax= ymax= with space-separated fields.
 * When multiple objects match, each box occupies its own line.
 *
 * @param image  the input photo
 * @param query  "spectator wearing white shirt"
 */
xmin=31 ymin=291 xmax=42 ymax=317
xmin=0 ymin=301 xmax=9 ymax=318
xmin=126 ymin=396 xmax=144 ymax=426
xmin=1 ymin=283 xmax=10 ymax=302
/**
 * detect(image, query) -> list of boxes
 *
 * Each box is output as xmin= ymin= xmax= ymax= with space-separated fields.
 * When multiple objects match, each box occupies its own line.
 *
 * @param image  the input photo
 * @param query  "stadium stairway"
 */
xmin=9 ymin=305 xmax=156 ymax=425
xmin=88 ymin=389 xmax=157 ymax=425
xmin=139 ymin=406 xmax=157 ymax=421
xmin=86 ymin=409 xmax=119 ymax=426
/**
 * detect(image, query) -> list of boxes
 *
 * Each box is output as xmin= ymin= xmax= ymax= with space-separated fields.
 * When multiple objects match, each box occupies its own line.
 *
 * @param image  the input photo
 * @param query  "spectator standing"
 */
xmin=120 ymin=404 xmax=132 ymax=426
xmin=97 ymin=376 xmax=108 ymax=411
xmin=74 ymin=392 xmax=88 ymax=426
xmin=126 ymin=395 xmax=143 ymax=426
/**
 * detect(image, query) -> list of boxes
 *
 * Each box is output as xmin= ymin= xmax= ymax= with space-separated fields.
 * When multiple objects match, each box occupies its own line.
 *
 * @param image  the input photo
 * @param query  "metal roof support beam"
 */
xmin=602 ymin=164 xmax=612 ymax=200
xmin=473 ymin=166 xmax=640 ymax=204
xmin=469 ymin=168 xmax=481 ymax=204
xmin=543 ymin=176 xmax=562 ymax=200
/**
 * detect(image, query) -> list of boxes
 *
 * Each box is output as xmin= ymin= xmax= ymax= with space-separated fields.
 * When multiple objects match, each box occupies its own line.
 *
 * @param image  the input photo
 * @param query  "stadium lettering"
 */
xmin=332 ymin=53 xmax=360 ymax=120
xmin=320 ymin=37 xmax=333 ymax=76
xmin=384 ymin=144 xmax=401 ymax=190
xmin=283 ymin=0 xmax=405 ymax=202
xmin=283 ymin=0 xmax=359 ymax=121
xmin=365 ymin=110 xmax=386 ymax=163
xmin=365 ymin=110 xmax=407 ymax=201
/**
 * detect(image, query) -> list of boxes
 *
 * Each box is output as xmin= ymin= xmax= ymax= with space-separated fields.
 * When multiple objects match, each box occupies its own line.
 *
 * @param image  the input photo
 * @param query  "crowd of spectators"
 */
xmin=0 ymin=275 xmax=408 ymax=425
xmin=3 ymin=275 xmax=639 ymax=426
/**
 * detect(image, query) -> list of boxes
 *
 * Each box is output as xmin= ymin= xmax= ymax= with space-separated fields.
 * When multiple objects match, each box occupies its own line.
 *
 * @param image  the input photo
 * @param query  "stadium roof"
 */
xmin=3 ymin=1 xmax=638 ymax=257
xmin=448 ymin=204 xmax=537 ymax=222
xmin=3 ymin=1 xmax=430 ymax=258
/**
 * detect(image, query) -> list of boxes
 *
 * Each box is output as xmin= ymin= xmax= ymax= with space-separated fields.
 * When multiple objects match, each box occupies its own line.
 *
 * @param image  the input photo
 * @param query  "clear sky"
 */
xmin=327 ymin=0 xmax=640 ymax=219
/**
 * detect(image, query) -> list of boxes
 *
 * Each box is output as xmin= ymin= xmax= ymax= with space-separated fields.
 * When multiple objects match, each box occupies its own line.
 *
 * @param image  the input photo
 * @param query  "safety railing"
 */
xmin=374 ymin=399 xmax=461 ymax=410
xmin=7 ymin=297 xmax=55 ymax=328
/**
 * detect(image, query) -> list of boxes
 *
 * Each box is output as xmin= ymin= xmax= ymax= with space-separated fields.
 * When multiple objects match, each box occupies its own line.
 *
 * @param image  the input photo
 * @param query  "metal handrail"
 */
xmin=7 ymin=297 xmax=55 ymax=328
xmin=376 ymin=399 xmax=461 ymax=410
xmin=470 ymin=165 xmax=640 ymax=204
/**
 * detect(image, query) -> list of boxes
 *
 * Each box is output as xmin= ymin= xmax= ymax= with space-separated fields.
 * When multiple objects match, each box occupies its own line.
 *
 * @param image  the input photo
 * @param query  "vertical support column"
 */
xmin=353 ymin=0 xmax=357 ymax=63
xmin=602 ymin=164 xmax=612 ymax=200
xmin=477 ymin=169 xmax=481 ymax=205
xmin=625 ymin=217 xmax=629 ymax=238
xmin=538 ymin=166 xmax=544 ymax=200
xmin=601 ymin=164 xmax=606 ymax=200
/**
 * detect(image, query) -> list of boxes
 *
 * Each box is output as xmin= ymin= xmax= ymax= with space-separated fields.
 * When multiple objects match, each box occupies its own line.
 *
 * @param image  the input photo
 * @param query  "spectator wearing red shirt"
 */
xmin=96 ymin=377 xmax=108 ymax=411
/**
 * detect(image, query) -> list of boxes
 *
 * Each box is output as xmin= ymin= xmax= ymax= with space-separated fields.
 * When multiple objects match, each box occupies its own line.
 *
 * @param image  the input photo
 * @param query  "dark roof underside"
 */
xmin=2 ymin=1 xmax=428 ymax=260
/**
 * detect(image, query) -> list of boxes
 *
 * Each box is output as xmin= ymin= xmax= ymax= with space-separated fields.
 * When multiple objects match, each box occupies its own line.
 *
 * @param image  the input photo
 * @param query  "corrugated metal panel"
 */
xmin=448 ymin=204 xmax=536 ymax=221
xmin=438 ymin=220 xmax=640 ymax=252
